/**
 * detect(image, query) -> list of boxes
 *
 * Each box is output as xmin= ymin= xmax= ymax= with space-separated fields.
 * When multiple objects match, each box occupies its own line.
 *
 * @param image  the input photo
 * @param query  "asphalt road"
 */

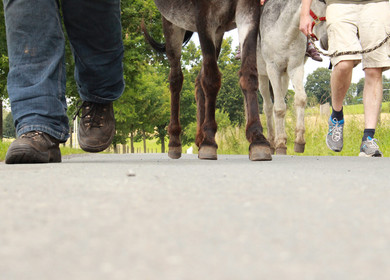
xmin=1 ymin=153 xmax=390 ymax=280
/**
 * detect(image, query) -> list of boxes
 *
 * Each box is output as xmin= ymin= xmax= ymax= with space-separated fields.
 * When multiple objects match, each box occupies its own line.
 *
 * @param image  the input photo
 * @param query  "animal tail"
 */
xmin=141 ymin=19 xmax=193 ymax=53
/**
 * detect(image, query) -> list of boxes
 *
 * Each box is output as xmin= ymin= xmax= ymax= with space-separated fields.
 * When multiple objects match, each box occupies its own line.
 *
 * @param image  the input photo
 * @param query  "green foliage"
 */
xmin=217 ymin=127 xmax=249 ymax=155
xmin=0 ymin=1 xmax=8 ymax=101
xmin=217 ymin=40 xmax=245 ymax=125
xmin=305 ymin=67 xmax=331 ymax=105
xmin=356 ymin=77 xmax=365 ymax=102
xmin=0 ymin=140 xmax=11 ymax=160
xmin=2 ymin=110 xmax=15 ymax=138
xmin=383 ymin=76 xmax=390 ymax=102
xmin=178 ymin=41 xmax=201 ymax=146
xmin=345 ymin=83 xmax=358 ymax=105
xmin=0 ymin=55 xmax=8 ymax=99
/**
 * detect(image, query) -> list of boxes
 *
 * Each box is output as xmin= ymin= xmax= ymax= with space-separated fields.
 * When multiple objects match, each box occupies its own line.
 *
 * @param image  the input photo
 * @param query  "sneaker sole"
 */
xmin=326 ymin=136 xmax=342 ymax=152
xmin=358 ymin=151 xmax=382 ymax=157
xmin=5 ymin=144 xmax=61 ymax=164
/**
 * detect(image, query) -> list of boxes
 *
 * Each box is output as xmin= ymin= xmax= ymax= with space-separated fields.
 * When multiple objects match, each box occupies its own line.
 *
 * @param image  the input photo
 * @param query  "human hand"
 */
xmin=299 ymin=14 xmax=312 ymax=37
xmin=260 ymin=0 xmax=266 ymax=5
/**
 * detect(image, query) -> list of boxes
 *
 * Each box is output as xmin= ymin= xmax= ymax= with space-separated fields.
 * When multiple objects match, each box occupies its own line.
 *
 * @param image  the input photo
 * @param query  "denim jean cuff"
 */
xmin=78 ymin=80 xmax=124 ymax=104
xmin=17 ymin=125 xmax=69 ymax=143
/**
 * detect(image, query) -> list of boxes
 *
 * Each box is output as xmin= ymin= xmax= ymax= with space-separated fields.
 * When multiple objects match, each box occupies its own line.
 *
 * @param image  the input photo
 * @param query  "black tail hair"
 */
xmin=141 ymin=19 xmax=194 ymax=53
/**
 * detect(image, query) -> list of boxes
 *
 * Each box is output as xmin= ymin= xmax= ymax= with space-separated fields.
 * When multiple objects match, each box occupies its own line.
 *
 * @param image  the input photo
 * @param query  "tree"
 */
xmin=383 ymin=76 xmax=390 ymax=102
xmin=217 ymin=39 xmax=245 ymax=125
xmin=345 ymin=83 xmax=358 ymax=105
xmin=175 ymin=41 xmax=200 ymax=146
xmin=112 ymin=0 xmax=166 ymax=149
xmin=0 ymin=2 xmax=8 ymax=141
xmin=355 ymin=77 xmax=365 ymax=104
xmin=305 ymin=67 xmax=331 ymax=105
xmin=2 ymin=110 xmax=15 ymax=138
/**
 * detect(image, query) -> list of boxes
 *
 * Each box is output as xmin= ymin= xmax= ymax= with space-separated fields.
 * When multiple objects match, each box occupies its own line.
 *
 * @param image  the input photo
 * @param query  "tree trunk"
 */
xmin=161 ymin=135 xmax=165 ymax=153
xmin=69 ymin=128 xmax=73 ymax=148
xmin=143 ymin=131 xmax=146 ymax=153
xmin=130 ymin=131 xmax=134 ymax=153
xmin=0 ymin=99 xmax=3 ymax=141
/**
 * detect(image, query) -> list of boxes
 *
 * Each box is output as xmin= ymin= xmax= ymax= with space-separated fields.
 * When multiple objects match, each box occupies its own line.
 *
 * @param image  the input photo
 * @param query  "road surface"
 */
xmin=1 ymin=153 xmax=390 ymax=280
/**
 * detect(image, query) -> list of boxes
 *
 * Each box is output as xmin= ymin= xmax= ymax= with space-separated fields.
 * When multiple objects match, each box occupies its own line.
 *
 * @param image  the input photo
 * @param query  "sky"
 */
xmin=190 ymin=30 xmax=390 ymax=87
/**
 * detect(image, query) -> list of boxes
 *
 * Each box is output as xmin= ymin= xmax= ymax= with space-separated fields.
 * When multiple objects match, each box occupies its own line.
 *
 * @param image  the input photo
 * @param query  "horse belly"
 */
xmin=154 ymin=0 xmax=236 ymax=33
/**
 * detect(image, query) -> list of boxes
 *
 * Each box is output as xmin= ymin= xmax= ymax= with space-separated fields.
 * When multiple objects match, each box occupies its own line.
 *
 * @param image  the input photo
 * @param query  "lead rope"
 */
xmin=308 ymin=33 xmax=390 ymax=58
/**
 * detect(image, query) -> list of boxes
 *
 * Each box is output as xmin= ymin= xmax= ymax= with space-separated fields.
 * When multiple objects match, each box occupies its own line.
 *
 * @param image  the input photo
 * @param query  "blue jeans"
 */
xmin=3 ymin=0 xmax=124 ymax=142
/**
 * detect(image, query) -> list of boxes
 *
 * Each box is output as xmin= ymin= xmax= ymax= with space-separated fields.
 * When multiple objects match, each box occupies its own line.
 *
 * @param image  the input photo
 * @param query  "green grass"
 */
xmin=214 ymin=107 xmax=390 ymax=157
xmin=0 ymin=140 xmax=11 ymax=161
xmin=285 ymin=114 xmax=390 ymax=157
xmin=2 ymin=103 xmax=390 ymax=161
xmin=0 ymin=140 xmax=86 ymax=161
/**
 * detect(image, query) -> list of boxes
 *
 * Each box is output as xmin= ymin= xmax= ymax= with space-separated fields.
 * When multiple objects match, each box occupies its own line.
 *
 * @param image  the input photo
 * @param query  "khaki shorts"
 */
xmin=326 ymin=2 xmax=390 ymax=70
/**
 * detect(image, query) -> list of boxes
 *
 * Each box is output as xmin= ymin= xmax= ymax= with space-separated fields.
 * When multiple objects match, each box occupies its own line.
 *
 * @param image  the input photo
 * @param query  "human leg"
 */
xmin=62 ymin=0 xmax=124 ymax=152
xmin=325 ymin=60 xmax=354 ymax=152
xmin=357 ymin=2 xmax=390 ymax=156
xmin=363 ymin=68 xmax=383 ymax=130
xmin=356 ymin=68 xmax=384 ymax=157
xmin=324 ymin=4 xmax=362 ymax=152
xmin=62 ymin=0 xmax=124 ymax=103
xmin=4 ymin=0 xmax=68 ymax=163
xmin=330 ymin=60 xmax=354 ymax=112
xmin=3 ymin=0 xmax=69 ymax=141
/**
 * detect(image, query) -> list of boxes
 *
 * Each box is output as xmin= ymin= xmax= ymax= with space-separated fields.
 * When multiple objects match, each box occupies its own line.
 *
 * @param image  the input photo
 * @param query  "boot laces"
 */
xmin=74 ymin=101 xmax=107 ymax=128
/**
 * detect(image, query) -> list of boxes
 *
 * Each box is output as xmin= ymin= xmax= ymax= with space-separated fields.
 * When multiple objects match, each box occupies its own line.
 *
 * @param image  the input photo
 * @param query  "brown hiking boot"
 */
xmin=235 ymin=48 xmax=241 ymax=60
xmin=76 ymin=101 xmax=115 ymax=153
xmin=306 ymin=42 xmax=323 ymax=62
xmin=5 ymin=131 xmax=61 ymax=164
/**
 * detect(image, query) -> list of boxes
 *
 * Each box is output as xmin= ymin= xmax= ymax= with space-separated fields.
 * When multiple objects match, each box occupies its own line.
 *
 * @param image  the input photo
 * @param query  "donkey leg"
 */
xmin=258 ymin=75 xmax=276 ymax=154
xmin=268 ymin=67 xmax=289 ymax=155
xmin=289 ymin=66 xmax=307 ymax=153
xmin=195 ymin=30 xmax=224 ymax=160
xmin=163 ymin=19 xmax=186 ymax=159
xmin=195 ymin=73 xmax=206 ymax=149
xmin=197 ymin=57 xmax=220 ymax=160
xmin=237 ymin=1 xmax=271 ymax=161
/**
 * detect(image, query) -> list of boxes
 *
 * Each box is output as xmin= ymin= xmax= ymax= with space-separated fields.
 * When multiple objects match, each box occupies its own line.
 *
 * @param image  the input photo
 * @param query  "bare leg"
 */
xmin=363 ymin=68 xmax=383 ymax=129
xmin=331 ymin=60 xmax=354 ymax=111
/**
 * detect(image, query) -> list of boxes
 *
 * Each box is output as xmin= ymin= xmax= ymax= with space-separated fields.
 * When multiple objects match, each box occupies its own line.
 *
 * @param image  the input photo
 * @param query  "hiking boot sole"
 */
xmin=78 ymin=132 xmax=114 ymax=153
xmin=5 ymin=144 xmax=61 ymax=164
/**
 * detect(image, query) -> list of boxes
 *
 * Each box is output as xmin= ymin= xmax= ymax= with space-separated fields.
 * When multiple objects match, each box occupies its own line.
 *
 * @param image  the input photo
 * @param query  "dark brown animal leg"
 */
xmin=237 ymin=2 xmax=271 ymax=161
xmin=196 ymin=31 xmax=223 ymax=160
xmin=162 ymin=18 xmax=186 ymax=159
xmin=195 ymin=74 xmax=205 ymax=148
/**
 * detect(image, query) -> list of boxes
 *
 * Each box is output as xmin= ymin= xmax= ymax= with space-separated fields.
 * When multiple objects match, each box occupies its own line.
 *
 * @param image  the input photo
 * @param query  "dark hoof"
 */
xmin=270 ymin=146 xmax=275 ymax=155
xmin=168 ymin=146 xmax=182 ymax=159
xmin=275 ymin=147 xmax=287 ymax=155
xmin=249 ymin=145 xmax=272 ymax=161
xmin=294 ymin=143 xmax=305 ymax=153
xmin=198 ymin=146 xmax=217 ymax=160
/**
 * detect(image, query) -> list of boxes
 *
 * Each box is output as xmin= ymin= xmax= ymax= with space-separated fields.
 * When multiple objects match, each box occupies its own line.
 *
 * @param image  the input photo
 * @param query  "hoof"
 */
xmin=249 ymin=145 xmax=272 ymax=161
xmin=198 ymin=146 xmax=217 ymax=160
xmin=270 ymin=146 xmax=276 ymax=155
xmin=294 ymin=143 xmax=305 ymax=153
xmin=168 ymin=146 xmax=182 ymax=159
xmin=275 ymin=147 xmax=287 ymax=155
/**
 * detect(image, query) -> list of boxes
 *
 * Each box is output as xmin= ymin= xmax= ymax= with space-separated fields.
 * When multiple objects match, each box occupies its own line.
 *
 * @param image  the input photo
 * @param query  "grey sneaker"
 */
xmin=359 ymin=137 xmax=383 ymax=157
xmin=326 ymin=117 xmax=344 ymax=152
